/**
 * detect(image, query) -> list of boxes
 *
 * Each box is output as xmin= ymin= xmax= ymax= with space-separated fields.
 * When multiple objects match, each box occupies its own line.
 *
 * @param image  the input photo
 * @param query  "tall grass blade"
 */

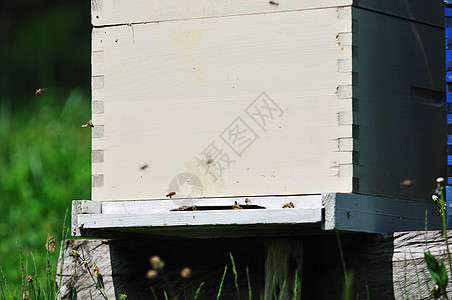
xmin=229 ymin=252 xmax=240 ymax=300
xmin=273 ymin=276 xmax=277 ymax=300
xmin=365 ymin=283 xmax=370 ymax=300
xmin=216 ymin=265 xmax=228 ymax=300
xmin=0 ymin=267 xmax=10 ymax=299
xmin=57 ymin=210 xmax=69 ymax=299
xmin=150 ymin=287 xmax=158 ymax=300
xmin=193 ymin=282 xmax=205 ymax=300
xmin=163 ymin=290 xmax=169 ymax=300
xmin=409 ymin=250 xmax=422 ymax=298
xmin=335 ymin=230 xmax=348 ymax=285
xmin=293 ymin=271 xmax=300 ymax=300
xmin=246 ymin=267 xmax=252 ymax=300
xmin=277 ymin=280 xmax=286 ymax=300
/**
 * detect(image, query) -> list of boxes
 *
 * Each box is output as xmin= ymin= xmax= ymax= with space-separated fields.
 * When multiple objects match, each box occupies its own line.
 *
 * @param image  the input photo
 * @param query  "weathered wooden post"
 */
xmin=61 ymin=0 xmax=446 ymax=299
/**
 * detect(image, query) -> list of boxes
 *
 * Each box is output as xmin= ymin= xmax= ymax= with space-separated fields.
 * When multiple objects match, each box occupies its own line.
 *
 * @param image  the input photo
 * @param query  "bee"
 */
xmin=206 ymin=158 xmax=213 ymax=165
xmin=170 ymin=205 xmax=186 ymax=211
xmin=282 ymin=202 xmax=295 ymax=208
xmin=81 ymin=120 xmax=94 ymax=128
xmin=232 ymin=201 xmax=242 ymax=210
xmin=140 ymin=164 xmax=148 ymax=170
xmin=400 ymin=179 xmax=414 ymax=187
xmin=35 ymin=88 xmax=48 ymax=96
xmin=269 ymin=1 xmax=279 ymax=6
xmin=245 ymin=198 xmax=251 ymax=207
xmin=166 ymin=191 xmax=176 ymax=199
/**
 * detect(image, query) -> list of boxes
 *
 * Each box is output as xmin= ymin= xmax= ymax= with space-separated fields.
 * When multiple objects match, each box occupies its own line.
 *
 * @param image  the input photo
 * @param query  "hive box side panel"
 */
xmin=91 ymin=8 xmax=354 ymax=201
xmin=91 ymin=0 xmax=352 ymax=26
xmin=358 ymin=0 xmax=444 ymax=28
xmin=353 ymin=8 xmax=446 ymax=201
xmin=91 ymin=0 xmax=443 ymax=28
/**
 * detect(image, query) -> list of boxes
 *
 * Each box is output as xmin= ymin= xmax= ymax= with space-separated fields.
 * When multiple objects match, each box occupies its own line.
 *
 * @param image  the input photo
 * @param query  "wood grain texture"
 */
xmin=91 ymin=7 xmax=353 ymax=201
xmin=90 ymin=0 xmax=443 ymax=27
xmin=57 ymin=238 xmax=266 ymax=300
xmin=58 ymin=231 xmax=452 ymax=299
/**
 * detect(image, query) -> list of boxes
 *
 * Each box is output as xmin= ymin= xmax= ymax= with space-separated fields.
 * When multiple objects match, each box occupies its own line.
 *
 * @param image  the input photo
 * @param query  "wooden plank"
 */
xmin=91 ymin=8 xmax=354 ymax=201
xmin=91 ymin=0 xmax=352 ymax=26
xmin=90 ymin=0 xmax=443 ymax=27
xmin=352 ymin=7 xmax=446 ymax=201
xmin=58 ymin=231 xmax=452 ymax=299
xmin=323 ymin=193 xmax=442 ymax=233
xmin=57 ymin=238 xmax=266 ymax=299
xmin=77 ymin=208 xmax=322 ymax=230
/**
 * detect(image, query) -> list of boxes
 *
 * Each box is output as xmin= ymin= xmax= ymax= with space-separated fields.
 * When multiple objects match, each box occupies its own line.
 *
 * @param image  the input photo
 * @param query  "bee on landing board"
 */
xmin=81 ymin=120 xmax=94 ymax=128
xmin=35 ymin=88 xmax=48 ymax=96
xmin=282 ymin=202 xmax=295 ymax=208
xmin=232 ymin=201 xmax=242 ymax=210
xmin=166 ymin=191 xmax=176 ymax=199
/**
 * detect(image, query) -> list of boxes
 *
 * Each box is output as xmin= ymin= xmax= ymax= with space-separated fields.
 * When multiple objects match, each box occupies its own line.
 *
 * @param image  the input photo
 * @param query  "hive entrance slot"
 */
xmin=170 ymin=204 xmax=266 ymax=211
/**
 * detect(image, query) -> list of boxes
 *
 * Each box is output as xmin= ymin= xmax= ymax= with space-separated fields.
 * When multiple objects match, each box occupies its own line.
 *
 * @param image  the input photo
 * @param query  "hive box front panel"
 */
xmin=91 ymin=4 xmax=445 ymax=201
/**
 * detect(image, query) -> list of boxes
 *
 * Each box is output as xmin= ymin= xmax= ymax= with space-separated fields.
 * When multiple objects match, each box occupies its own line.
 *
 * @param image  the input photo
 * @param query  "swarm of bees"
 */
xmin=232 ymin=201 xmax=242 ymax=210
xmin=81 ymin=120 xmax=94 ymax=128
xmin=166 ymin=191 xmax=176 ymax=199
xmin=282 ymin=202 xmax=295 ymax=208
xmin=35 ymin=88 xmax=48 ymax=96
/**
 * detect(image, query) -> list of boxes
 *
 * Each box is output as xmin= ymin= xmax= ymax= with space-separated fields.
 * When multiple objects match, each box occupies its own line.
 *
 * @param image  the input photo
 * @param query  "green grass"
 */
xmin=0 ymin=88 xmax=91 ymax=294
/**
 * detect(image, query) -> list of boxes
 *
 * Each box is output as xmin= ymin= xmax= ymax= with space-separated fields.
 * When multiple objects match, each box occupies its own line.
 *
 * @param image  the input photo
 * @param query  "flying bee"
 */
xmin=81 ymin=120 xmax=94 ymax=128
xmin=140 ymin=164 xmax=148 ymax=170
xmin=35 ymin=88 xmax=48 ymax=96
xmin=269 ymin=1 xmax=279 ymax=6
xmin=232 ymin=201 xmax=242 ymax=210
xmin=166 ymin=191 xmax=176 ymax=199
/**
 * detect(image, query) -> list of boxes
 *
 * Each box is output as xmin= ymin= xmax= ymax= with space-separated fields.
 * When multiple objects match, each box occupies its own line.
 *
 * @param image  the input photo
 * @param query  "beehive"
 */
xmin=90 ymin=0 xmax=445 ymax=202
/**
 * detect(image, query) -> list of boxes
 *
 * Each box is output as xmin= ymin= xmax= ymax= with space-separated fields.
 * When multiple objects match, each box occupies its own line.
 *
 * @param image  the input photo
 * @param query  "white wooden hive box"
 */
xmin=90 ymin=0 xmax=446 ymax=202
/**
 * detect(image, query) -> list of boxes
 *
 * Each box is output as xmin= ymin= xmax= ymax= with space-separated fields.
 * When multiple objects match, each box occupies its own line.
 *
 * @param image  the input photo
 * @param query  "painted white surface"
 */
xmin=90 ymin=0 xmax=443 ymax=27
xmin=91 ymin=0 xmax=352 ymax=26
xmin=92 ymin=8 xmax=354 ymax=201
xmin=77 ymin=208 xmax=322 ymax=230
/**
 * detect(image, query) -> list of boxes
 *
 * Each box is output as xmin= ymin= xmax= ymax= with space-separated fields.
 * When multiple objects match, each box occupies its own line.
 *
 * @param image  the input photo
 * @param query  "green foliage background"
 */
xmin=0 ymin=0 xmax=91 ymax=293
